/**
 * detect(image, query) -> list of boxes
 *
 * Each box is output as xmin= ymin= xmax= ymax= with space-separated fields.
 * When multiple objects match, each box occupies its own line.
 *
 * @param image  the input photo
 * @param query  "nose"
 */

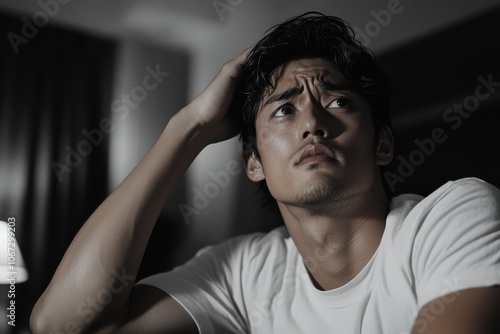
xmin=300 ymin=100 xmax=330 ymax=140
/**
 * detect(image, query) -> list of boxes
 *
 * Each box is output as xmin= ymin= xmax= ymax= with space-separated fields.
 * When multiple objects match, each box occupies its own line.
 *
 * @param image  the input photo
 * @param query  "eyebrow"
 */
xmin=263 ymin=87 xmax=303 ymax=107
xmin=263 ymin=81 xmax=358 ymax=107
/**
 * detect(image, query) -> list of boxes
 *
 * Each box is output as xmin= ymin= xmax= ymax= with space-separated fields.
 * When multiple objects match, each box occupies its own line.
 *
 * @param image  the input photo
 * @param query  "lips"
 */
xmin=296 ymin=143 xmax=336 ymax=166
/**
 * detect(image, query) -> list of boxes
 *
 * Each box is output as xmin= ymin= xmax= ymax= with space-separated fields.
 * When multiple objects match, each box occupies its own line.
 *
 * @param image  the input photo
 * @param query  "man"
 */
xmin=31 ymin=12 xmax=500 ymax=334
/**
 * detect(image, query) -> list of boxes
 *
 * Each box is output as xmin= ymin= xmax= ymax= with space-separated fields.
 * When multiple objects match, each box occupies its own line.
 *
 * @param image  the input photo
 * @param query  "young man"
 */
xmin=31 ymin=12 xmax=500 ymax=334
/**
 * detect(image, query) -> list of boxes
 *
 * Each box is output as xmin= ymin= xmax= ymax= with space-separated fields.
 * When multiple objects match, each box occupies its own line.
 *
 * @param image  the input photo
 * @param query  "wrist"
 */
xmin=167 ymin=107 xmax=212 ymax=149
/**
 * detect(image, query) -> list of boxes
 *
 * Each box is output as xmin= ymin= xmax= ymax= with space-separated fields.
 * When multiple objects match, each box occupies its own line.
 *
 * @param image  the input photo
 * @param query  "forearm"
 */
xmin=411 ymin=287 xmax=500 ymax=334
xmin=31 ymin=109 xmax=208 ymax=332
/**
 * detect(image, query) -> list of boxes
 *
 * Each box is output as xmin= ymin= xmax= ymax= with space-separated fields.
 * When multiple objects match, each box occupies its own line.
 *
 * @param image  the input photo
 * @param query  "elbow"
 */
xmin=30 ymin=297 xmax=68 ymax=334
xmin=30 ymin=296 xmax=111 ymax=334
xmin=30 ymin=298 xmax=51 ymax=334
xmin=30 ymin=318 xmax=46 ymax=334
xmin=30 ymin=306 xmax=46 ymax=334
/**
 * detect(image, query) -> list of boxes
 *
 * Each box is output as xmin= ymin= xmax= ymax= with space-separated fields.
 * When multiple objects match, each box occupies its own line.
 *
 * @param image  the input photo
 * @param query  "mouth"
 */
xmin=295 ymin=143 xmax=336 ymax=166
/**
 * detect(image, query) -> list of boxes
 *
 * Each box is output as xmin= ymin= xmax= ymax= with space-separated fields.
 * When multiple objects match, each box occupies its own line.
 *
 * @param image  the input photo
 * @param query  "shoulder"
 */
xmin=202 ymin=225 xmax=289 ymax=251
xmin=417 ymin=177 xmax=499 ymax=224
xmin=405 ymin=177 xmax=500 ymax=250
xmin=189 ymin=225 xmax=295 ymax=303
xmin=390 ymin=177 xmax=500 ymax=224
xmin=385 ymin=177 xmax=500 ymax=270
xmin=139 ymin=226 xmax=292 ymax=296
xmin=192 ymin=225 xmax=292 ymax=268
xmin=422 ymin=177 xmax=500 ymax=203
xmin=225 ymin=225 xmax=292 ymax=266
xmin=399 ymin=178 xmax=500 ymax=307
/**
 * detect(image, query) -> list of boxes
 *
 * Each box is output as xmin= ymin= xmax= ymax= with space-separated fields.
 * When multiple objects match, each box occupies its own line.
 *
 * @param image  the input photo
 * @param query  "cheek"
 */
xmin=256 ymin=126 xmax=296 ymax=182
xmin=256 ymin=124 xmax=276 ymax=151
xmin=256 ymin=122 xmax=295 ymax=159
xmin=258 ymin=137 xmax=288 ymax=168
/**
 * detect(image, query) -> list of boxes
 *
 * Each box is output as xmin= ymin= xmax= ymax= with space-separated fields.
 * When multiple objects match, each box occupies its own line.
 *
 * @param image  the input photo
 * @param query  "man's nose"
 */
xmin=300 ymin=99 xmax=330 ymax=140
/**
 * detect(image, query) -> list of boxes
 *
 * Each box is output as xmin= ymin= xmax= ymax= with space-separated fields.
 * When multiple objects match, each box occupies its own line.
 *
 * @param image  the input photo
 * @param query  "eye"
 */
xmin=327 ymin=97 xmax=352 ymax=109
xmin=273 ymin=104 xmax=295 ymax=117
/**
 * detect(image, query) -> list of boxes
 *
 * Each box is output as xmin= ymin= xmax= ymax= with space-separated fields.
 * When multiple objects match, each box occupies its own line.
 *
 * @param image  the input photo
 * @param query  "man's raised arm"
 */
xmin=30 ymin=48 xmax=249 ymax=334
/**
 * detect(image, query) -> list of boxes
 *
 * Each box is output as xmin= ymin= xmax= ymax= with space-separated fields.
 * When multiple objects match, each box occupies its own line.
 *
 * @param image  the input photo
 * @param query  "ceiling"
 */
xmin=1 ymin=0 xmax=499 ymax=54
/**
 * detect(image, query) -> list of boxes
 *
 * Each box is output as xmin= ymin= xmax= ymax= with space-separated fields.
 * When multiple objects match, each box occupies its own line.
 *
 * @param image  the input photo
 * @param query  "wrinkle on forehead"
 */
xmin=266 ymin=58 xmax=345 ymax=95
xmin=288 ymin=59 xmax=336 ymax=76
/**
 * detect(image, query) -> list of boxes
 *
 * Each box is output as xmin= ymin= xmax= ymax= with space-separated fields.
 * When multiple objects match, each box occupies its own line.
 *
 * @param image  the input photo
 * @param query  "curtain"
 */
xmin=0 ymin=10 xmax=116 ymax=332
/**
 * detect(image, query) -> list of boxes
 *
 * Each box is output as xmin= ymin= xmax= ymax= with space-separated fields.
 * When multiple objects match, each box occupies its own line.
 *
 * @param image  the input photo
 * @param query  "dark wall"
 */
xmin=377 ymin=6 xmax=500 ymax=196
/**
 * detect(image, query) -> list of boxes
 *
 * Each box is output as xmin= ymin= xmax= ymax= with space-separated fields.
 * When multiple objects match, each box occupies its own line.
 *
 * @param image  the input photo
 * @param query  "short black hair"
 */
xmin=234 ymin=11 xmax=394 ymax=203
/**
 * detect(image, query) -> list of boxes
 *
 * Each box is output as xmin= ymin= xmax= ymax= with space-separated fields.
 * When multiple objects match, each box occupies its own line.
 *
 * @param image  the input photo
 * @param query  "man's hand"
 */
xmin=183 ymin=47 xmax=251 ymax=145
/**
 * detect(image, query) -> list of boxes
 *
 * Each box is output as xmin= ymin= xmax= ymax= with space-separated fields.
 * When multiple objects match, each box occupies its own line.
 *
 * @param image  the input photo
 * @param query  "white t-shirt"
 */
xmin=138 ymin=178 xmax=500 ymax=333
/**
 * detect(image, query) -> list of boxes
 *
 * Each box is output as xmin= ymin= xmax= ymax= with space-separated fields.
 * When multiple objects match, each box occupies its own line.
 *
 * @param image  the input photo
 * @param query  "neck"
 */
xmin=278 ymin=185 xmax=389 ymax=291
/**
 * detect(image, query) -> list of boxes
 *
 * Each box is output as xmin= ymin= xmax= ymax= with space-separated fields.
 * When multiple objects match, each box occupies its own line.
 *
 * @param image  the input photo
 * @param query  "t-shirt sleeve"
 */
xmin=412 ymin=178 xmax=500 ymax=308
xmin=136 ymin=234 xmax=256 ymax=334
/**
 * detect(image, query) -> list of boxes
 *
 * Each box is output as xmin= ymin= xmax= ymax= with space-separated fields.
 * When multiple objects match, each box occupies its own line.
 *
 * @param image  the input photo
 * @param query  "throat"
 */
xmin=294 ymin=214 xmax=386 ymax=291
xmin=304 ymin=238 xmax=378 ymax=291
xmin=279 ymin=191 xmax=389 ymax=290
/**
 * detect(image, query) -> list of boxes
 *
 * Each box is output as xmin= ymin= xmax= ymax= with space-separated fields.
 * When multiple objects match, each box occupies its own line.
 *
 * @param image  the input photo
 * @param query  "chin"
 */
xmin=292 ymin=179 xmax=350 ymax=206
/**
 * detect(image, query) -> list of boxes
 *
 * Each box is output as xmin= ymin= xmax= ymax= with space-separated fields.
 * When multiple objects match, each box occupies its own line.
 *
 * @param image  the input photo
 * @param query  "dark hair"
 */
xmin=234 ymin=11 xmax=394 ymax=203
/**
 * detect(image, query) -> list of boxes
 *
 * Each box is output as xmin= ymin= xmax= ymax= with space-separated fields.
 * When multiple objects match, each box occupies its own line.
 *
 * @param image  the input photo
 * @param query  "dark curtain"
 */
xmin=0 ymin=10 xmax=116 ymax=332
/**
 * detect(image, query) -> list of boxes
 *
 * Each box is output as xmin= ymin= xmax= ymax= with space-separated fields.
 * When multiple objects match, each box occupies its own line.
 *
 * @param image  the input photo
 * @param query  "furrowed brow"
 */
xmin=317 ymin=81 xmax=358 ymax=93
xmin=263 ymin=86 xmax=303 ymax=107
xmin=262 ymin=81 xmax=359 ymax=108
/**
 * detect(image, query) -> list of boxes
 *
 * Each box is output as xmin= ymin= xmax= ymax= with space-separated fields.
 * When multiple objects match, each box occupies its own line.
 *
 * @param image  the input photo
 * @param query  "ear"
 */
xmin=246 ymin=152 xmax=266 ymax=182
xmin=375 ymin=126 xmax=394 ymax=166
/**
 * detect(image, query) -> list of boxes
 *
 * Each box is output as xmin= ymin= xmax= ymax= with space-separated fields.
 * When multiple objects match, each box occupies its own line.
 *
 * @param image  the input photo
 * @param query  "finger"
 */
xmin=232 ymin=45 xmax=255 ymax=67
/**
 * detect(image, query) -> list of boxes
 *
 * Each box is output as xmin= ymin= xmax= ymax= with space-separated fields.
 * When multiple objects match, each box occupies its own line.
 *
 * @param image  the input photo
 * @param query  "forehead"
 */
xmin=270 ymin=58 xmax=347 ymax=91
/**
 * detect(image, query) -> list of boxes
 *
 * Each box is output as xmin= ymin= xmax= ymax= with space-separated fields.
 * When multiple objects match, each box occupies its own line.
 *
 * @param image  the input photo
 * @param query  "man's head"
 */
xmin=235 ymin=12 xmax=394 ymax=208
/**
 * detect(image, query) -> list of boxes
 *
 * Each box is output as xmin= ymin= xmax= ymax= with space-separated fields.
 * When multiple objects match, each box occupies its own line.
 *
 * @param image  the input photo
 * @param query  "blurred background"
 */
xmin=0 ymin=0 xmax=499 ymax=332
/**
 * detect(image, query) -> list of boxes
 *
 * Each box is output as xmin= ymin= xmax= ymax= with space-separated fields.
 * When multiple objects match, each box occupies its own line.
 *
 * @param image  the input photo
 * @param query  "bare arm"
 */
xmin=30 ymin=48 xmax=249 ymax=334
xmin=411 ymin=286 xmax=500 ymax=334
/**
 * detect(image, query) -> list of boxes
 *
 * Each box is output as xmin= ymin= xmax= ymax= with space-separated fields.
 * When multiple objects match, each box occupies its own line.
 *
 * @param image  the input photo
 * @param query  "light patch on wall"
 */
xmin=120 ymin=4 xmax=220 ymax=50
